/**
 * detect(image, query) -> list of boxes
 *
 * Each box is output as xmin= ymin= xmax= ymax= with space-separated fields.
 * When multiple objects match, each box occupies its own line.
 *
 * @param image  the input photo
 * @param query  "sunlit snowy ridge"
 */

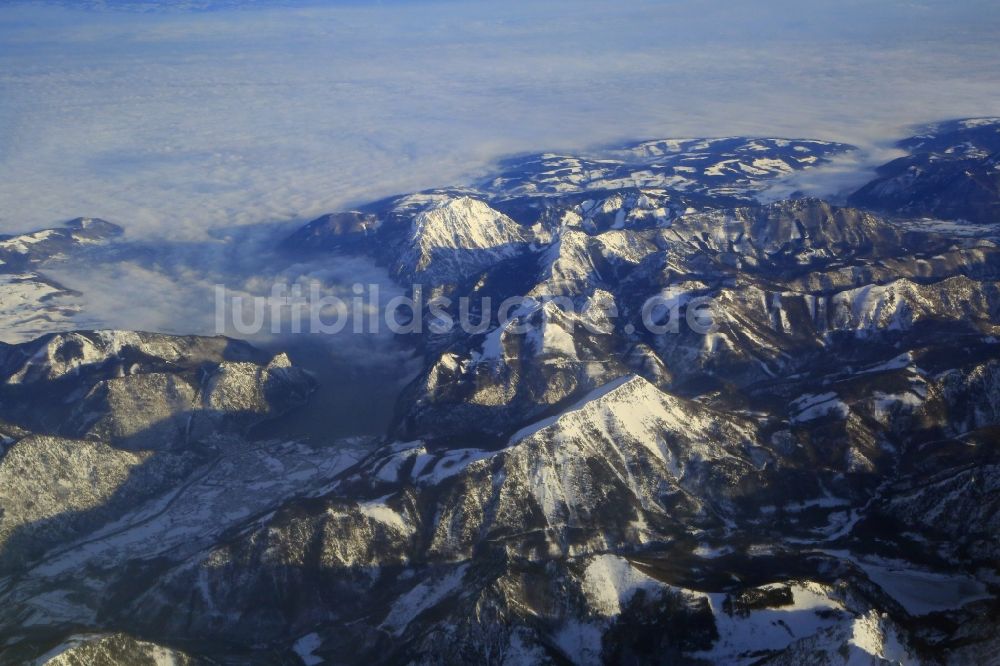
xmin=1 ymin=117 xmax=999 ymax=664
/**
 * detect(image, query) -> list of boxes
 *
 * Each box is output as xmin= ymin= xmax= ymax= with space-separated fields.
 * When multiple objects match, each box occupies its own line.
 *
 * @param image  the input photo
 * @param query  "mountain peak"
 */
xmin=397 ymin=195 xmax=532 ymax=280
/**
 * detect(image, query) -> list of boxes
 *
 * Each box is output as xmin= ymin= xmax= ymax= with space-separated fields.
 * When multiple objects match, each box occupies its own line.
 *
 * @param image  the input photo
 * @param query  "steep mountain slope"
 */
xmin=0 ymin=331 xmax=317 ymax=576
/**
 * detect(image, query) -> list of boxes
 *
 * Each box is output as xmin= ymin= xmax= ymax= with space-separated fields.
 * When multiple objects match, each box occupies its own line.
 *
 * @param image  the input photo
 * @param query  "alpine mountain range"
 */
xmin=1 ymin=118 xmax=999 ymax=665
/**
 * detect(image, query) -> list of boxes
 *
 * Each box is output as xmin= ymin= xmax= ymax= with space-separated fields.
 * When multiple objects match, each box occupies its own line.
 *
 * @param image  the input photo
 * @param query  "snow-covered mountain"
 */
xmin=850 ymin=118 xmax=1000 ymax=225
xmin=482 ymin=137 xmax=853 ymax=200
xmin=2 ymin=122 xmax=1000 ymax=664
xmin=0 ymin=218 xmax=122 ymax=344
xmin=396 ymin=197 xmax=534 ymax=282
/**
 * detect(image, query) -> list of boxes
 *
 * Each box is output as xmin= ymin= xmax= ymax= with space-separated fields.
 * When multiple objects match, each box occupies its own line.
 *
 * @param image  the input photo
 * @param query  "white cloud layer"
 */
xmin=1 ymin=0 xmax=998 ymax=239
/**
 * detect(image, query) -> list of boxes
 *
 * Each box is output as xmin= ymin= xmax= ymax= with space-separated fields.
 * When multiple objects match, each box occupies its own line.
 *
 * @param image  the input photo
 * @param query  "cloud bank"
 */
xmin=1 ymin=0 xmax=998 ymax=240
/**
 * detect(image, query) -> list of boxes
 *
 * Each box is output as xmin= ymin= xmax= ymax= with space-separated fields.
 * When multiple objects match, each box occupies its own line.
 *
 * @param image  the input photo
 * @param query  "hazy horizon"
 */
xmin=2 ymin=0 xmax=999 ymax=240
